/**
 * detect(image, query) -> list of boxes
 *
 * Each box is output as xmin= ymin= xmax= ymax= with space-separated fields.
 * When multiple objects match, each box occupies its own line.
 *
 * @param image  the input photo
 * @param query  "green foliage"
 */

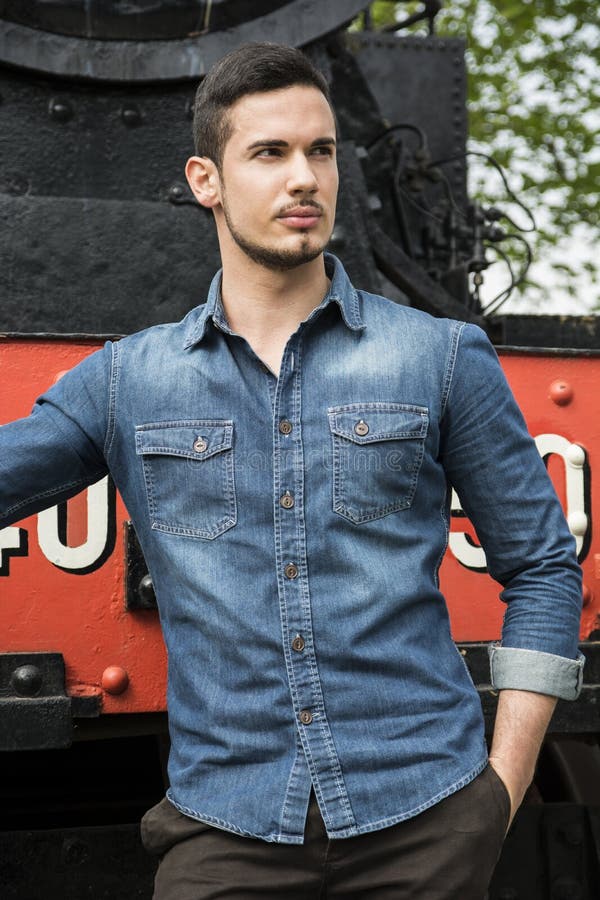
xmin=351 ymin=2 xmax=600 ymax=310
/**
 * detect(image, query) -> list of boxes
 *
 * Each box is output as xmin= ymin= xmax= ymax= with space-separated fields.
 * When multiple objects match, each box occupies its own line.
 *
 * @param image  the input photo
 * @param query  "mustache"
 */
xmin=277 ymin=199 xmax=324 ymax=215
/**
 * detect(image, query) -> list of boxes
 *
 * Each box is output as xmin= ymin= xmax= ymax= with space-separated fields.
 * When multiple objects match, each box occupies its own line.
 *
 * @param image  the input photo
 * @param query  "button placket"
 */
xmin=273 ymin=343 xmax=317 ymax=727
xmin=272 ymin=340 xmax=352 ymax=824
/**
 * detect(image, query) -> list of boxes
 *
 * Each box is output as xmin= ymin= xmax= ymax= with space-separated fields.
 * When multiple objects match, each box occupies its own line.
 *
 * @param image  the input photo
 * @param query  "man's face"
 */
xmin=214 ymin=85 xmax=338 ymax=271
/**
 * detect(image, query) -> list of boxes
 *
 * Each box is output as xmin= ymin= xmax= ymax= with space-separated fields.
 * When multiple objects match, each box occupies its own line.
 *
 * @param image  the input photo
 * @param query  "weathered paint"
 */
xmin=1 ymin=339 xmax=598 ymax=714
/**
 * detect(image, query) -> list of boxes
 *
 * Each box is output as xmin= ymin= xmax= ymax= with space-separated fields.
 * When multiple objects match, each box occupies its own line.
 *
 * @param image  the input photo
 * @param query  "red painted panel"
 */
xmin=1 ymin=339 xmax=597 ymax=714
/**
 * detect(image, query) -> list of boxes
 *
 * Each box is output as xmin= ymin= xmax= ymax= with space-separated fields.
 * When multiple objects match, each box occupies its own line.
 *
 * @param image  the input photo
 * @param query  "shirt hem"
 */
xmin=166 ymin=756 xmax=489 ymax=844
xmin=165 ymin=789 xmax=305 ymax=844
xmin=323 ymin=755 xmax=489 ymax=840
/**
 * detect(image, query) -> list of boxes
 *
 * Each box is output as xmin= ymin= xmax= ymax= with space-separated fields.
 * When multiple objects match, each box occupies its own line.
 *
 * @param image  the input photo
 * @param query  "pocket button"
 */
xmin=193 ymin=437 xmax=208 ymax=453
xmin=354 ymin=420 xmax=369 ymax=436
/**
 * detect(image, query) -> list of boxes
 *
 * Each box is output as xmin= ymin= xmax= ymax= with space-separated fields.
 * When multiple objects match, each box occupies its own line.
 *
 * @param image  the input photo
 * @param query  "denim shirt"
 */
xmin=0 ymin=254 xmax=583 ymax=843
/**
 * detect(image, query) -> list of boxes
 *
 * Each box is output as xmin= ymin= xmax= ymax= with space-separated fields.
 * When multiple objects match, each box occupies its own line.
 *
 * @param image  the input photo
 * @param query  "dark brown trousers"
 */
xmin=141 ymin=765 xmax=510 ymax=900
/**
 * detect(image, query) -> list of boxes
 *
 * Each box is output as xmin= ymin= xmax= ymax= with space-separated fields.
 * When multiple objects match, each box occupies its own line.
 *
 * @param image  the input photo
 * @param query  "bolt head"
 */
xmin=101 ymin=666 xmax=129 ymax=696
xmin=11 ymin=665 xmax=43 ymax=697
xmin=121 ymin=105 xmax=141 ymax=127
xmin=48 ymin=99 xmax=73 ymax=122
xmin=549 ymin=379 xmax=573 ymax=406
xmin=138 ymin=573 xmax=156 ymax=607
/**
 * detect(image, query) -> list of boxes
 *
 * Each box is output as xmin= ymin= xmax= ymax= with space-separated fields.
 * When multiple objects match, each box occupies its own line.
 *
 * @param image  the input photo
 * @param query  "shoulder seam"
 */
xmin=440 ymin=320 xmax=466 ymax=419
xmin=104 ymin=341 xmax=119 ymax=460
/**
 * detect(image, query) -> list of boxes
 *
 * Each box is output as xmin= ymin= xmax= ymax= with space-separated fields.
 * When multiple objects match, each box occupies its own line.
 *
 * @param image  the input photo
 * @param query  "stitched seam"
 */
xmin=440 ymin=320 xmax=466 ymax=420
xmin=104 ymin=341 xmax=119 ymax=461
xmin=4 ymin=475 xmax=104 ymax=518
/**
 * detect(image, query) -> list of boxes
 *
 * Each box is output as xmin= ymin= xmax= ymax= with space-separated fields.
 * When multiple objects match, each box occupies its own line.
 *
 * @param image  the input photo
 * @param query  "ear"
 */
xmin=185 ymin=156 xmax=221 ymax=209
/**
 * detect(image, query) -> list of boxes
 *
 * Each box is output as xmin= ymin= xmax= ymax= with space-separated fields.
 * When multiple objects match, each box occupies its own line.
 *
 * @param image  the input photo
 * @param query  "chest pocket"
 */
xmin=135 ymin=421 xmax=236 ymax=540
xmin=327 ymin=403 xmax=428 ymax=524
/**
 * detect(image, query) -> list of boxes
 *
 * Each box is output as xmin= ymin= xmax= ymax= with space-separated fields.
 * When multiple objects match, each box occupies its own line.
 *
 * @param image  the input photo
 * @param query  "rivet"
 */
xmin=11 ymin=664 xmax=43 ymax=697
xmin=582 ymin=584 xmax=592 ymax=607
xmin=549 ymin=379 xmax=573 ymax=406
xmin=61 ymin=837 xmax=90 ymax=867
xmin=101 ymin=666 xmax=129 ymax=695
xmin=566 ymin=444 xmax=585 ymax=468
xmin=48 ymin=98 xmax=73 ymax=122
xmin=121 ymin=104 xmax=142 ymax=127
xmin=138 ymin=573 xmax=156 ymax=607
xmin=567 ymin=511 xmax=587 ymax=537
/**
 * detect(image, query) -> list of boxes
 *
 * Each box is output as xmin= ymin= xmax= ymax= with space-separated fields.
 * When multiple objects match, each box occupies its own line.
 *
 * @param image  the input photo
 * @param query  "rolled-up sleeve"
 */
xmin=441 ymin=323 xmax=584 ymax=699
xmin=0 ymin=341 xmax=114 ymax=527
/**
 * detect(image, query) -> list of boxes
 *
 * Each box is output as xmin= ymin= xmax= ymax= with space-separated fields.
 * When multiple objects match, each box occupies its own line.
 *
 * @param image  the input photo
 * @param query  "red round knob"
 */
xmin=549 ymin=380 xmax=573 ymax=406
xmin=582 ymin=584 xmax=593 ymax=607
xmin=101 ymin=666 xmax=129 ymax=695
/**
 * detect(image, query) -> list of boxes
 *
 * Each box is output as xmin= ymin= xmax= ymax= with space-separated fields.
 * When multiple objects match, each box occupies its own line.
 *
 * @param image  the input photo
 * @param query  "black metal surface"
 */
xmin=0 ymin=119 xmax=380 ymax=331
xmin=366 ymin=215 xmax=483 ymax=323
xmin=0 ymin=823 xmax=156 ymax=899
xmin=0 ymin=0 xmax=290 ymax=40
xmin=0 ymin=652 xmax=72 ymax=750
xmin=0 ymin=1 xmax=367 ymax=81
xmin=125 ymin=522 xmax=157 ymax=611
xmin=494 ymin=314 xmax=600 ymax=351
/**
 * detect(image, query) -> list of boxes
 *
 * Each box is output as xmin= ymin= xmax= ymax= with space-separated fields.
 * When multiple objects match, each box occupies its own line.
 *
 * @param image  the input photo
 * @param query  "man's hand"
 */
xmin=488 ymin=688 xmax=557 ymax=828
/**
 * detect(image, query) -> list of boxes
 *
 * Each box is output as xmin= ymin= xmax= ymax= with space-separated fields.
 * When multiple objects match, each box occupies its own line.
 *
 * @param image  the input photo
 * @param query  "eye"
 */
xmin=311 ymin=145 xmax=334 ymax=157
xmin=255 ymin=148 xmax=282 ymax=158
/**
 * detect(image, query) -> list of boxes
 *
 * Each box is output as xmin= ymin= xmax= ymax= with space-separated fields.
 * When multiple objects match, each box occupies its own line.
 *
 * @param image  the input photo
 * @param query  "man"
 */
xmin=0 ymin=43 xmax=583 ymax=899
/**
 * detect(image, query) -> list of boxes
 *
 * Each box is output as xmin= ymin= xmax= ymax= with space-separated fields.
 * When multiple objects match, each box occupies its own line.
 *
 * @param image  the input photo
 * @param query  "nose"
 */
xmin=286 ymin=151 xmax=318 ymax=194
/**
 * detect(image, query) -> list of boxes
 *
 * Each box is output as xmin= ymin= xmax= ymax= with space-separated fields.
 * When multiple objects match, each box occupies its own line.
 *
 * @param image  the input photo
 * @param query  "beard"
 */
xmin=221 ymin=193 xmax=327 ymax=272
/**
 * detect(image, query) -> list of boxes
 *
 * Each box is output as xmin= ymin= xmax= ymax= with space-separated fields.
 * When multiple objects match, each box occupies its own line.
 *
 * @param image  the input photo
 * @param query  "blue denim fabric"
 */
xmin=0 ymin=254 xmax=583 ymax=843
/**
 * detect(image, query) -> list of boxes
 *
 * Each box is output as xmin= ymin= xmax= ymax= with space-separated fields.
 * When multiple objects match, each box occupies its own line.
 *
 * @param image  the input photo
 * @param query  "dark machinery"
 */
xmin=1 ymin=3 xmax=599 ymax=898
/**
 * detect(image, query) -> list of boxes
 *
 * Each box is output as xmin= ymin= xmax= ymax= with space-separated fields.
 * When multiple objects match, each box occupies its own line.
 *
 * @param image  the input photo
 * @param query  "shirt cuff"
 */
xmin=488 ymin=645 xmax=585 ymax=701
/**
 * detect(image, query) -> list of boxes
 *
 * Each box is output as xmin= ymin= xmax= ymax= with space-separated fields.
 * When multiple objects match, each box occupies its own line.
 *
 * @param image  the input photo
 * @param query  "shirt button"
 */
xmin=292 ymin=635 xmax=305 ymax=652
xmin=284 ymin=563 xmax=298 ymax=580
xmin=279 ymin=419 xmax=293 ymax=435
xmin=193 ymin=437 xmax=208 ymax=452
xmin=299 ymin=709 xmax=313 ymax=725
xmin=280 ymin=491 xmax=295 ymax=509
xmin=354 ymin=420 xmax=369 ymax=436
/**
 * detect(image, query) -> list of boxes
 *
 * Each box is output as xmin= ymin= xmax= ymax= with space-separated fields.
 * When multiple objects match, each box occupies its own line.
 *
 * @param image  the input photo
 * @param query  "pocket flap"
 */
xmin=135 ymin=421 xmax=233 ymax=461
xmin=328 ymin=404 xmax=428 ymax=444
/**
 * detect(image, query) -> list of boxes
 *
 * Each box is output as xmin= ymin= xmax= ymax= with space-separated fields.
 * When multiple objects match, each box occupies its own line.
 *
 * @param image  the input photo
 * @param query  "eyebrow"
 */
xmin=245 ymin=137 xmax=337 ymax=151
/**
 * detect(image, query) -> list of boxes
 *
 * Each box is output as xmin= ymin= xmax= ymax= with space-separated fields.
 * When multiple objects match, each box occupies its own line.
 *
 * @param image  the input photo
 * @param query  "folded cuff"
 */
xmin=488 ymin=645 xmax=585 ymax=701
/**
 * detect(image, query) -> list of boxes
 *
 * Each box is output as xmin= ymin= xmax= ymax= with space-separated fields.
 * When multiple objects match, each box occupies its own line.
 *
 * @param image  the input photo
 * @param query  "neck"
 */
xmin=219 ymin=252 xmax=330 ymax=342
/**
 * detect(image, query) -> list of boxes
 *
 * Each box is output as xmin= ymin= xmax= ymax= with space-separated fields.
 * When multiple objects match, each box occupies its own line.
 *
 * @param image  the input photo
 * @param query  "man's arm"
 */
xmin=0 ymin=342 xmax=113 ymax=528
xmin=489 ymin=689 xmax=557 ymax=826
xmin=440 ymin=323 xmax=584 ymax=819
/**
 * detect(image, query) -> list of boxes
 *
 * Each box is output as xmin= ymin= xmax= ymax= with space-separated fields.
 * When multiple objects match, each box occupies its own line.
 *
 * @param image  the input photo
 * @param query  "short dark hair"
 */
xmin=192 ymin=42 xmax=333 ymax=171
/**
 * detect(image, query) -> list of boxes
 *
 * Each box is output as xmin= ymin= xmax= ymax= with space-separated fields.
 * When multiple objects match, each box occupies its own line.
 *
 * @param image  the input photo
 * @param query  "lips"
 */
xmin=278 ymin=205 xmax=323 ymax=229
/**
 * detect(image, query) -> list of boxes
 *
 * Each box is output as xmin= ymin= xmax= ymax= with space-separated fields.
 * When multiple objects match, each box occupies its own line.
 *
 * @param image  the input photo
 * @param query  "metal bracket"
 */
xmin=0 ymin=652 xmax=72 ymax=750
xmin=124 ymin=521 xmax=157 ymax=611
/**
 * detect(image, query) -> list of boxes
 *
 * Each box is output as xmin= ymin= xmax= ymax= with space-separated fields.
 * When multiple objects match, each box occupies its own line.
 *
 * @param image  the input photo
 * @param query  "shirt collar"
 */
xmin=182 ymin=252 xmax=365 ymax=350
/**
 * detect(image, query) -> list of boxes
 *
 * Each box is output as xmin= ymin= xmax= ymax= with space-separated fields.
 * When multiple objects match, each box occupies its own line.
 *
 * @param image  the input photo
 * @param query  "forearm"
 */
xmin=488 ymin=688 xmax=557 ymax=825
